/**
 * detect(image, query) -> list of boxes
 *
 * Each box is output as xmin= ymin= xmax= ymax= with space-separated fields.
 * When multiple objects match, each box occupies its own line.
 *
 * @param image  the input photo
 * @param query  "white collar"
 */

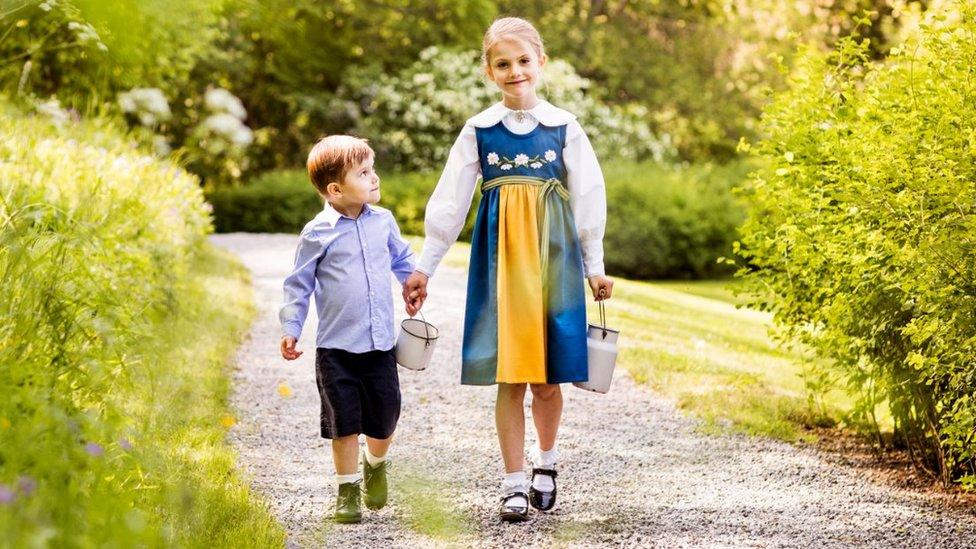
xmin=467 ymin=100 xmax=576 ymax=128
xmin=321 ymin=201 xmax=372 ymax=226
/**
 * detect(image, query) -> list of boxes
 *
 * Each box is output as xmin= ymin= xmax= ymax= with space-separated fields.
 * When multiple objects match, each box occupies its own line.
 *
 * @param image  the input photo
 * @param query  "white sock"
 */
xmin=531 ymin=446 xmax=557 ymax=492
xmin=364 ymin=447 xmax=386 ymax=467
xmin=336 ymin=472 xmax=362 ymax=486
xmin=532 ymin=445 xmax=558 ymax=468
xmin=501 ymin=471 xmax=529 ymax=508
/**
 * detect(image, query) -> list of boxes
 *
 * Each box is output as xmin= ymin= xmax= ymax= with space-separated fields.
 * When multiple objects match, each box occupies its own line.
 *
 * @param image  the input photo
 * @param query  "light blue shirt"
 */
xmin=279 ymin=202 xmax=415 ymax=353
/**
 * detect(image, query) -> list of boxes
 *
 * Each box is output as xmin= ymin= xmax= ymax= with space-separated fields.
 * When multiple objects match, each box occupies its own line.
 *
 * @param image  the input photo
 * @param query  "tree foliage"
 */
xmin=498 ymin=0 xmax=931 ymax=161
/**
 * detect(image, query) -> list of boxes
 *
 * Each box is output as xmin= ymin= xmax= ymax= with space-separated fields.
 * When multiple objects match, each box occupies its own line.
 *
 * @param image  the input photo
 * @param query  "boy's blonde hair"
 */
xmin=481 ymin=17 xmax=546 ymax=67
xmin=306 ymin=135 xmax=374 ymax=194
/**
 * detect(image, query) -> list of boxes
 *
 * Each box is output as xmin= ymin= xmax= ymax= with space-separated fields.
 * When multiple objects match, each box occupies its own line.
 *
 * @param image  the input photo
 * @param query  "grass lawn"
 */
xmin=405 ymin=237 xmax=850 ymax=443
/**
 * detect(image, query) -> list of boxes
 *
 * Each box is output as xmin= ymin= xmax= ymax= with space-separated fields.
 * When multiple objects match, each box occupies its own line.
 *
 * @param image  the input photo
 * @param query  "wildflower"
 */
xmin=68 ymin=22 xmax=106 ymax=50
xmin=119 ymin=438 xmax=133 ymax=451
xmin=84 ymin=442 xmax=104 ymax=457
xmin=153 ymin=135 xmax=171 ymax=157
xmin=17 ymin=476 xmax=36 ymax=497
xmin=0 ymin=485 xmax=13 ymax=505
xmin=35 ymin=98 xmax=70 ymax=127
xmin=277 ymin=383 xmax=293 ymax=398
xmin=220 ymin=414 xmax=237 ymax=428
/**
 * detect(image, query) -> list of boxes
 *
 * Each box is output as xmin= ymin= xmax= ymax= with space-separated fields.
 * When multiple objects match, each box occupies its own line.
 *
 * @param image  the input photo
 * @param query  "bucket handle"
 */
xmin=418 ymin=310 xmax=431 ymax=348
xmin=598 ymin=289 xmax=608 ymax=340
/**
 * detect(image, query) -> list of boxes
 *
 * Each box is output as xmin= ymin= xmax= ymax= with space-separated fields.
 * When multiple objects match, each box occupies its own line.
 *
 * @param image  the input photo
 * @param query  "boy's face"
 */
xmin=329 ymin=156 xmax=380 ymax=210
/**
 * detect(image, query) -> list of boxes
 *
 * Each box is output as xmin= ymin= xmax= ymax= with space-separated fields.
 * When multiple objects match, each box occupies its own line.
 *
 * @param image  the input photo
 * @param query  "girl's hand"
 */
xmin=588 ymin=275 xmax=614 ymax=301
xmin=280 ymin=336 xmax=303 ymax=360
xmin=403 ymin=271 xmax=429 ymax=316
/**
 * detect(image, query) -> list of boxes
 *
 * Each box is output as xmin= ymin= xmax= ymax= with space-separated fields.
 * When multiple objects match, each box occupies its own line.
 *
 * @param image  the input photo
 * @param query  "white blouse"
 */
xmin=417 ymin=100 xmax=607 ymax=278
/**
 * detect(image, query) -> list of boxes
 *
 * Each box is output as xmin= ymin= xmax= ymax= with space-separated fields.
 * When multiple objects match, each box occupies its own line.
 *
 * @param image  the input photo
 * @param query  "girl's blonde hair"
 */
xmin=481 ymin=17 xmax=546 ymax=66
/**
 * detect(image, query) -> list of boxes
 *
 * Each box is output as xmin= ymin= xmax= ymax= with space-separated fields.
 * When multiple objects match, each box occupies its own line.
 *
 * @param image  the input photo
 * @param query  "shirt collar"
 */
xmin=467 ymin=99 xmax=576 ymax=128
xmin=322 ymin=201 xmax=373 ymax=226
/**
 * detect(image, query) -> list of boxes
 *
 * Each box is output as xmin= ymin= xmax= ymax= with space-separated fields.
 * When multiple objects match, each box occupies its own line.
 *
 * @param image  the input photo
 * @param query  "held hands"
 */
xmin=588 ymin=275 xmax=614 ymax=301
xmin=403 ymin=270 xmax=429 ymax=316
xmin=280 ymin=336 xmax=303 ymax=360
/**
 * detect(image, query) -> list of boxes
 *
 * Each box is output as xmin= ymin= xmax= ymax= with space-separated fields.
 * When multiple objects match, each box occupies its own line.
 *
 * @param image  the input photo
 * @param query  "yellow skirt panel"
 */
xmin=495 ymin=185 xmax=547 ymax=383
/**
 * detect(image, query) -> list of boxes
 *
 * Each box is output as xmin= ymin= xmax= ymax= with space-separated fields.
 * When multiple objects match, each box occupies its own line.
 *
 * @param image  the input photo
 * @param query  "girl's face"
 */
xmin=485 ymin=38 xmax=546 ymax=109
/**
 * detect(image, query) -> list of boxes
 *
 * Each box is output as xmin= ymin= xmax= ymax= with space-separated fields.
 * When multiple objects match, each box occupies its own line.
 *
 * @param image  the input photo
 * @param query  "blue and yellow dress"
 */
xmin=418 ymin=101 xmax=607 ymax=387
xmin=460 ymin=120 xmax=589 ymax=385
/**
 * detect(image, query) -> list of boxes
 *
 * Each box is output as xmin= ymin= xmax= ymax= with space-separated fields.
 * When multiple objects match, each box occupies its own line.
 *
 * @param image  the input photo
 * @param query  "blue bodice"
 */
xmin=475 ymin=123 xmax=567 ymax=183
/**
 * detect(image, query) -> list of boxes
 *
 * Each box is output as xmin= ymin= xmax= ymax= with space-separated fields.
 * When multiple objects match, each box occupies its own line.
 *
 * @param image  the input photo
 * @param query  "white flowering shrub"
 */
xmin=342 ymin=47 xmax=673 ymax=171
xmin=181 ymin=87 xmax=256 ymax=183
xmin=118 ymin=88 xmax=172 ymax=127
xmin=113 ymin=85 xmax=254 ymax=183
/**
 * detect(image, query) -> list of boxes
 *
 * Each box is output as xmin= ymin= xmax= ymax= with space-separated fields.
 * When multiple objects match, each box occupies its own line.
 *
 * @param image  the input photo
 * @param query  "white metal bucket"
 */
xmin=395 ymin=314 xmax=438 ymax=371
xmin=573 ymin=299 xmax=619 ymax=394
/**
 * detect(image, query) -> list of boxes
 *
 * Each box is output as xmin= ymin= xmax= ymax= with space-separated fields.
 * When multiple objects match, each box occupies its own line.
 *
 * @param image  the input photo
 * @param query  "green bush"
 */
xmin=735 ymin=6 xmax=976 ymax=487
xmin=0 ymin=102 xmax=282 ymax=544
xmin=208 ymin=169 xmax=483 ymax=241
xmin=604 ymin=161 xmax=750 ymax=279
xmin=207 ymin=170 xmax=322 ymax=234
xmin=213 ymin=161 xmax=746 ymax=280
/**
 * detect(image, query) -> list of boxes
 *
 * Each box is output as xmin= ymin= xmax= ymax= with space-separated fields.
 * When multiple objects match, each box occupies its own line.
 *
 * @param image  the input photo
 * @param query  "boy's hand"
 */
xmin=403 ymin=271 xmax=429 ymax=316
xmin=280 ymin=336 xmax=303 ymax=360
xmin=588 ymin=275 xmax=614 ymax=301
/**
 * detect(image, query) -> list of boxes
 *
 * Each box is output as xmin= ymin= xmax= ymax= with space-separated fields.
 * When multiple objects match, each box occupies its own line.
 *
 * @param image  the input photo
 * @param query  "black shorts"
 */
xmin=315 ymin=347 xmax=401 ymax=439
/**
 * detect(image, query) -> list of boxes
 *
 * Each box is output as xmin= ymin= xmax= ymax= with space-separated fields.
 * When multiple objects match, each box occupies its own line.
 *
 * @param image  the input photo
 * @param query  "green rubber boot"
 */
xmin=334 ymin=480 xmax=362 ymax=524
xmin=362 ymin=453 xmax=389 ymax=510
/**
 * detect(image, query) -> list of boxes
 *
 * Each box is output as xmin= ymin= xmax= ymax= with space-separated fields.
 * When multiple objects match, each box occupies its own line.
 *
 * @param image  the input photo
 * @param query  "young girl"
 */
xmin=403 ymin=16 xmax=613 ymax=522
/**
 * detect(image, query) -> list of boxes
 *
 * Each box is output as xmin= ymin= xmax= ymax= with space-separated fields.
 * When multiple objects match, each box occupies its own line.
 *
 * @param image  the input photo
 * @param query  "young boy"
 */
xmin=279 ymin=135 xmax=419 ymax=523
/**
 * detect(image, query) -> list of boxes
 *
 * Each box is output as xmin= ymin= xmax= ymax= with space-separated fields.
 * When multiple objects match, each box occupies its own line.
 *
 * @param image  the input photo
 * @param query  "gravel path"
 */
xmin=212 ymin=233 xmax=976 ymax=548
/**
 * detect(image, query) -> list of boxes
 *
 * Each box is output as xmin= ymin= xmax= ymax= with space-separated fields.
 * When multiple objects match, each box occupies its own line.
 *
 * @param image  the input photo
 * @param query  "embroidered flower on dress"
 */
xmin=488 ymin=149 xmax=558 ymax=171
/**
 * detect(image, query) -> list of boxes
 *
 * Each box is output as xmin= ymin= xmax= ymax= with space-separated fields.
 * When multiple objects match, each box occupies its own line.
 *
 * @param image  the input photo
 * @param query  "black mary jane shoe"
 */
xmin=499 ymin=491 xmax=530 ymax=523
xmin=529 ymin=468 xmax=557 ymax=511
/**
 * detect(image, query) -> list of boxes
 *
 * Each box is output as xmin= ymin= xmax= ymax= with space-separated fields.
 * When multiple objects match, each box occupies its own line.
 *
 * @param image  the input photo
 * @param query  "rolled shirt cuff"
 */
xmin=281 ymin=322 xmax=302 ymax=340
xmin=584 ymin=263 xmax=606 ymax=278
